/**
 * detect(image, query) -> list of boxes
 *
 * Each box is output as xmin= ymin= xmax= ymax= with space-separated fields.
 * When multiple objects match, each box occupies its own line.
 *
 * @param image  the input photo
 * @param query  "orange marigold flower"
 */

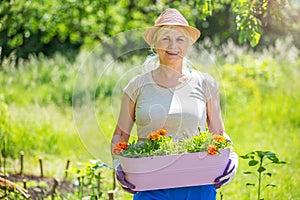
xmin=157 ymin=129 xmax=167 ymax=136
xmin=207 ymin=144 xmax=218 ymax=155
xmin=112 ymin=146 xmax=122 ymax=155
xmin=214 ymin=135 xmax=226 ymax=143
xmin=112 ymin=142 xmax=128 ymax=155
xmin=147 ymin=131 xmax=161 ymax=140
xmin=115 ymin=142 xmax=128 ymax=150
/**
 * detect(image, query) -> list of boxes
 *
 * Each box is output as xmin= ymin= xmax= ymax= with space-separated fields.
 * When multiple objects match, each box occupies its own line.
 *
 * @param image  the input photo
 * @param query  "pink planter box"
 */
xmin=119 ymin=148 xmax=230 ymax=191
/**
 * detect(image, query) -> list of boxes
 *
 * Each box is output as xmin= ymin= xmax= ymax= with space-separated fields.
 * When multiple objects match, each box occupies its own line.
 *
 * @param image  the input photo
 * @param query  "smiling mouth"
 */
xmin=166 ymin=51 xmax=180 ymax=55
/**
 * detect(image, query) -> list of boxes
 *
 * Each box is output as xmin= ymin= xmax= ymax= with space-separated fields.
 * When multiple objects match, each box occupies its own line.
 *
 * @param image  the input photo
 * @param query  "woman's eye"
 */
xmin=162 ymin=37 xmax=169 ymax=41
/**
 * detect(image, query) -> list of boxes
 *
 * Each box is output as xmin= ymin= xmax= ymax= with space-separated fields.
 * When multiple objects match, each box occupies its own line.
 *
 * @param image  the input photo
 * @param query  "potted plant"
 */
xmin=113 ymin=128 xmax=232 ymax=191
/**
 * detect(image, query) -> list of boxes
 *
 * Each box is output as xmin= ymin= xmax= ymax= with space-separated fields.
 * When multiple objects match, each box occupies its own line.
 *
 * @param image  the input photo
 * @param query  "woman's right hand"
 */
xmin=116 ymin=165 xmax=137 ymax=194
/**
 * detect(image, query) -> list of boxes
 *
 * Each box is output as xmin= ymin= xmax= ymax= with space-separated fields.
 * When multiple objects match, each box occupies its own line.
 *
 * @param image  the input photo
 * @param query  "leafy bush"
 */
xmin=1 ymin=0 xmax=298 ymax=61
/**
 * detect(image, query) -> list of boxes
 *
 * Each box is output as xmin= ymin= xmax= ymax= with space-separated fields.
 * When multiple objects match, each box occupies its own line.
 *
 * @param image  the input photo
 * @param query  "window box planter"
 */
xmin=119 ymin=148 xmax=230 ymax=191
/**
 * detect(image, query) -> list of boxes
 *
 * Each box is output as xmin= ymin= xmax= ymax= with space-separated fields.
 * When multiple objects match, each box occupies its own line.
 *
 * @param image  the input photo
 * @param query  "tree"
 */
xmin=0 ymin=0 xmax=298 ymax=61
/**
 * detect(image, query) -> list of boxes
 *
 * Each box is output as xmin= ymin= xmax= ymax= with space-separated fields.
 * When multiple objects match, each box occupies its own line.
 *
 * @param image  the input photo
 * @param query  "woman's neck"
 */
xmin=151 ymin=64 xmax=188 ymax=88
xmin=158 ymin=64 xmax=183 ymax=77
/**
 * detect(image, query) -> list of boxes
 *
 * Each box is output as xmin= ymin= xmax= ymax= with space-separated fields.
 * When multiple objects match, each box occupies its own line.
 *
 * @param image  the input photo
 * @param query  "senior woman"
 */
xmin=111 ymin=8 xmax=238 ymax=200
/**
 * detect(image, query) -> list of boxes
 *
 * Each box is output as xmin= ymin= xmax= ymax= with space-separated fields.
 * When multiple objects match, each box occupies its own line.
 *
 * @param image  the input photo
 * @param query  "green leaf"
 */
xmin=263 ymin=152 xmax=275 ymax=157
xmin=257 ymin=166 xmax=266 ymax=173
xmin=249 ymin=160 xmax=259 ymax=166
xmin=246 ymin=183 xmax=255 ymax=186
xmin=98 ymin=191 xmax=103 ymax=197
xmin=266 ymin=184 xmax=276 ymax=188
xmin=250 ymin=31 xmax=261 ymax=47
xmin=267 ymin=156 xmax=279 ymax=163
xmin=8 ymin=33 xmax=24 ymax=48
xmin=256 ymin=151 xmax=264 ymax=158
xmin=264 ymin=172 xmax=272 ymax=177
xmin=240 ymin=155 xmax=250 ymax=159
xmin=267 ymin=155 xmax=287 ymax=164
xmin=243 ymin=171 xmax=252 ymax=174
xmin=94 ymin=175 xmax=101 ymax=179
xmin=90 ymin=195 xmax=97 ymax=200
xmin=238 ymin=31 xmax=248 ymax=44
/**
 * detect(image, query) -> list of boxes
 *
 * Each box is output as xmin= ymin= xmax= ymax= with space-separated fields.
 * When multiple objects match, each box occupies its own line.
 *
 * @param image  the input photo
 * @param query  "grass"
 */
xmin=1 ymin=105 xmax=90 ymax=178
xmin=0 ymin=37 xmax=300 ymax=199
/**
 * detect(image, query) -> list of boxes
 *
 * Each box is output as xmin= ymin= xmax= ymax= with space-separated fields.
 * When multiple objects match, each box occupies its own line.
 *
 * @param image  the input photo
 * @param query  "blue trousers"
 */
xmin=133 ymin=185 xmax=216 ymax=200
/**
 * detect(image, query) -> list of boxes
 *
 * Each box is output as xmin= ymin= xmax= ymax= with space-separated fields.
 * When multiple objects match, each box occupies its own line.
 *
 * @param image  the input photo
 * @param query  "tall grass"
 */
xmin=213 ymin=37 xmax=300 ymax=200
xmin=0 ymin=36 xmax=299 ymax=199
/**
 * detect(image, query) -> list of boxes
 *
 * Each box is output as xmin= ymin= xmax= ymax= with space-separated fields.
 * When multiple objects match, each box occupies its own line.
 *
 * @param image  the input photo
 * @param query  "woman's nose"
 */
xmin=168 ymin=39 xmax=177 ymax=48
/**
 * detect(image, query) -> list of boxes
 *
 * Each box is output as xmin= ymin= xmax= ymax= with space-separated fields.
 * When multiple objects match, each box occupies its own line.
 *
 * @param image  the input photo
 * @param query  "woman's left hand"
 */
xmin=116 ymin=165 xmax=138 ymax=194
xmin=214 ymin=152 xmax=238 ymax=189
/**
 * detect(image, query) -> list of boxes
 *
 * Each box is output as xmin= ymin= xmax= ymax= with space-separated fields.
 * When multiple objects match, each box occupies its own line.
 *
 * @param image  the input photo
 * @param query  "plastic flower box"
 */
xmin=119 ymin=148 xmax=230 ymax=191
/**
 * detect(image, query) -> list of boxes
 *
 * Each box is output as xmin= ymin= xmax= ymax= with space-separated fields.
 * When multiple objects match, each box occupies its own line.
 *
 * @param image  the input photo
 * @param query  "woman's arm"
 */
xmin=111 ymin=93 xmax=136 ymax=154
xmin=111 ymin=93 xmax=138 ymax=193
xmin=206 ymin=91 xmax=225 ymax=133
xmin=206 ymin=90 xmax=232 ymax=141
xmin=207 ymin=90 xmax=239 ymax=188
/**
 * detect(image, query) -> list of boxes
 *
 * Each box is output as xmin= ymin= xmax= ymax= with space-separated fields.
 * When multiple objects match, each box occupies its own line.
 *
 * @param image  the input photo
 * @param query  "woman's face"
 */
xmin=154 ymin=27 xmax=191 ymax=68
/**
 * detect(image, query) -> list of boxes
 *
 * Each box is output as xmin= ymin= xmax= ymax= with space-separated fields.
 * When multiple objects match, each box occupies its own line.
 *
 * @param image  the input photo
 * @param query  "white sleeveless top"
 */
xmin=123 ymin=69 xmax=218 ymax=140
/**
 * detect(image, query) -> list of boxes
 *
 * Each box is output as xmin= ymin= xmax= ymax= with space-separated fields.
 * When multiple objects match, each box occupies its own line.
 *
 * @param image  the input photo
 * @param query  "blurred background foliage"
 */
xmin=0 ymin=0 xmax=299 ymax=62
xmin=0 ymin=1 xmax=300 ymax=198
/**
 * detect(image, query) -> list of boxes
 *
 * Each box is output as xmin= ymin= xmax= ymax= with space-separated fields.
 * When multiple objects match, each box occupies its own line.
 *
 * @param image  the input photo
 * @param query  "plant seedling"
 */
xmin=240 ymin=150 xmax=286 ymax=200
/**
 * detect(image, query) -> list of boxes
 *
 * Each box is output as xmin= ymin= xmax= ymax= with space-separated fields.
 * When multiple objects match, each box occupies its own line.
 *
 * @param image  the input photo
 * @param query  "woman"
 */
xmin=111 ymin=8 xmax=238 ymax=200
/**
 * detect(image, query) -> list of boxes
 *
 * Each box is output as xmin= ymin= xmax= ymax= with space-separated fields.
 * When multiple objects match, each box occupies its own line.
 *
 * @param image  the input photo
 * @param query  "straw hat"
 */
xmin=144 ymin=8 xmax=201 ymax=46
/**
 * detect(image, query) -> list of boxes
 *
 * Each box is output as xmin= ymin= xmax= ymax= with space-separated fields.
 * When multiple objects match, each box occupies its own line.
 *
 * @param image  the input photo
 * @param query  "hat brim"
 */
xmin=144 ymin=25 xmax=201 ymax=46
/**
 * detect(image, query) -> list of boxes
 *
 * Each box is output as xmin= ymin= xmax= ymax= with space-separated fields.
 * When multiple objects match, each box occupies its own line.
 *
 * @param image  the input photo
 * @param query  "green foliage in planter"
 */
xmin=120 ymin=135 xmax=173 ymax=158
xmin=118 ymin=130 xmax=231 ymax=158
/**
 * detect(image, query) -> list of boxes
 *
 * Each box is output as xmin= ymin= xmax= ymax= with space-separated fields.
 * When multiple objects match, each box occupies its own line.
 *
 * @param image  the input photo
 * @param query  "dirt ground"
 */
xmin=1 ymin=173 xmax=76 ymax=199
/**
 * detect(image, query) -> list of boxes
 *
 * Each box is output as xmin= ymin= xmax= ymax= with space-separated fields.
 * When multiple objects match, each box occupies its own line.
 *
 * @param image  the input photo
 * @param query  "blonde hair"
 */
xmin=151 ymin=26 xmax=192 ymax=48
xmin=143 ymin=25 xmax=193 ymax=72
